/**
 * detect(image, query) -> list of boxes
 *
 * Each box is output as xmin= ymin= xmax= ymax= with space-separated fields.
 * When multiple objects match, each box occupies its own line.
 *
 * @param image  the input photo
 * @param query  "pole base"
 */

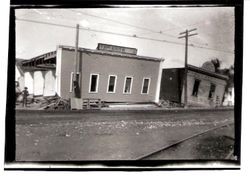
xmin=70 ymin=97 xmax=83 ymax=110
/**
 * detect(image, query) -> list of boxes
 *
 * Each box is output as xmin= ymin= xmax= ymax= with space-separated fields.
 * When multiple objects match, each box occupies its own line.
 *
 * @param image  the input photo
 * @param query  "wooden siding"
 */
xmin=33 ymin=71 xmax=45 ymax=96
xmin=160 ymin=69 xmax=184 ymax=103
xmin=58 ymin=48 xmax=161 ymax=103
xmin=24 ymin=72 xmax=34 ymax=94
xmin=44 ymin=70 xmax=56 ymax=96
xmin=181 ymin=70 xmax=227 ymax=107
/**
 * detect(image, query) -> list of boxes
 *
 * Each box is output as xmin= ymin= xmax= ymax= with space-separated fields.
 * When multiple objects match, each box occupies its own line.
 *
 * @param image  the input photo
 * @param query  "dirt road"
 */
xmin=15 ymin=109 xmax=234 ymax=161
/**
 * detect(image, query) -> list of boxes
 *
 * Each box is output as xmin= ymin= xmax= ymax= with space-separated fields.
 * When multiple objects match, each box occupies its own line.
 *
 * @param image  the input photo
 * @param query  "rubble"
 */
xmin=158 ymin=99 xmax=184 ymax=108
xmin=38 ymin=95 xmax=70 ymax=110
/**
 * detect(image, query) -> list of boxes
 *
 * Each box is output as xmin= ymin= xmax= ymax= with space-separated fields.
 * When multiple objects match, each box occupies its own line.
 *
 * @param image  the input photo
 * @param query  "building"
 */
xmin=56 ymin=43 xmax=164 ymax=103
xmin=160 ymin=62 xmax=228 ymax=107
xmin=223 ymin=86 xmax=234 ymax=106
xmin=15 ymin=59 xmax=26 ymax=91
xmin=19 ymin=43 xmax=164 ymax=103
xmin=20 ymin=51 xmax=56 ymax=96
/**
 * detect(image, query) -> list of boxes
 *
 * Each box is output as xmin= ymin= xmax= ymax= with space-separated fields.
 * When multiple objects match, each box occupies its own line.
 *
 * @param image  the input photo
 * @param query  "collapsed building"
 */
xmin=18 ymin=51 xmax=57 ymax=97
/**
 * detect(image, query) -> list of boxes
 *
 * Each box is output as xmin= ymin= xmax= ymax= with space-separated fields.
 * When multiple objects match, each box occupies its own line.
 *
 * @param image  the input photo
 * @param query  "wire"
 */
xmin=70 ymin=9 xmax=177 ymax=39
xmin=16 ymin=18 xmax=235 ymax=54
xmin=161 ymin=13 xmax=235 ymax=33
xmin=190 ymin=44 xmax=234 ymax=54
xmin=16 ymin=18 xmax=184 ymax=45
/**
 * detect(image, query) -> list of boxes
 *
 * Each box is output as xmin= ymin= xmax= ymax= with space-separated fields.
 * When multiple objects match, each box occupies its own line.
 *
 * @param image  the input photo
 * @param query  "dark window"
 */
xmin=208 ymin=84 xmax=216 ymax=99
xmin=142 ymin=78 xmax=150 ymax=94
xmin=70 ymin=72 xmax=74 ymax=92
xmin=192 ymin=79 xmax=200 ymax=97
xmin=124 ymin=77 xmax=133 ymax=94
xmin=107 ymin=75 xmax=116 ymax=93
xmin=70 ymin=72 xmax=80 ymax=93
xmin=90 ymin=74 xmax=99 ymax=93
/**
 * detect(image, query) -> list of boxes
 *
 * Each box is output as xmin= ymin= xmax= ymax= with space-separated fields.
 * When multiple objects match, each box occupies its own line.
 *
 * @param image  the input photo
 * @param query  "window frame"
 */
xmin=141 ymin=77 xmax=151 ymax=94
xmin=192 ymin=79 xmax=201 ymax=97
xmin=88 ymin=73 xmax=99 ymax=93
xmin=123 ymin=76 xmax=133 ymax=94
xmin=69 ymin=72 xmax=74 ymax=93
xmin=208 ymin=83 xmax=216 ymax=99
xmin=69 ymin=72 xmax=81 ymax=93
xmin=107 ymin=75 xmax=117 ymax=93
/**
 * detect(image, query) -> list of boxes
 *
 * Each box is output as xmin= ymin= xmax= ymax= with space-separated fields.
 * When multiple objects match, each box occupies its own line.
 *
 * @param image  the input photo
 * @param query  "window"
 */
xmin=208 ymin=84 xmax=216 ymax=99
xmin=107 ymin=75 xmax=117 ymax=93
xmin=89 ymin=74 xmax=99 ymax=93
xmin=123 ymin=76 xmax=133 ymax=94
xmin=192 ymin=79 xmax=200 ymax=97
xmin=70 ymin=72 xmax=74 ymax=92
xmin=70 ymin=72 xmax=81 ymax=92
xmin=141 ymin=78 xmax=151 ymax=94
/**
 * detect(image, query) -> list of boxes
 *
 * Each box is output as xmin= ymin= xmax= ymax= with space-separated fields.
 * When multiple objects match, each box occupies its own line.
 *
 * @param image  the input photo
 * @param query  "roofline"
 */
xmin=58 ymin=45 xmax=165 ymax=62
xmin=187 ymin=64 xmax=229 ymax=80
xmin=26 ymin=50 xmax=57 ymax=62
xmin=162 ymin=65 xmax=228 ymax=81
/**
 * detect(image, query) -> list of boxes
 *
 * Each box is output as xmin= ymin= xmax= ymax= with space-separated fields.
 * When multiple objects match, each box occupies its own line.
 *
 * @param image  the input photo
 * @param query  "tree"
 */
xmin=211 ymin=58 xmax=221 ymax=72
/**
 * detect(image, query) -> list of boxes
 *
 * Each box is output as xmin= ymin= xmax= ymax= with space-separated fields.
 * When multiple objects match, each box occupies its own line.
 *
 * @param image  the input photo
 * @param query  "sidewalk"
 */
xmin=101 ymin=105 xmax=234 ymax=111
xmin=14 ymin=99 xmax=234 ymax=112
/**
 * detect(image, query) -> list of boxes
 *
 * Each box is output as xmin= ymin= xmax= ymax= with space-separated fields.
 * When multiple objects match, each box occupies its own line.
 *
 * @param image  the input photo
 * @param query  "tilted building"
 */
xmin=19 ymin=43 xmax=164 ymax=103
xmin=160 ymin=61 xmax=228 ymax=107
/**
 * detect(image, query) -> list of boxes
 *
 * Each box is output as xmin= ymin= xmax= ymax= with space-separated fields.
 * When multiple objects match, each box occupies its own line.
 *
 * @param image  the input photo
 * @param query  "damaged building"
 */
xmin=17 ymin=51 xmax=57 ymax=97
xmin=17 ymin=43 xmax=230 ymax=108
xmin=159 ymin=61 xmax=228 ymax=107
xmin=18 ymin=43 xmax=164 ymax=103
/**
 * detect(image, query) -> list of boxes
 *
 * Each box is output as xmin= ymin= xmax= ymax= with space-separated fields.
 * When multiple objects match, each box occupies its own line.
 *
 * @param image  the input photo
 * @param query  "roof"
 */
xmin=162 ymin=65 xmax=228 ymax=81
xmin=21 ymin=51 xmax=56 ymax=71
xmin=16 ymin=58 xmax=28 ymax=75
xmin=187 ymin=65 xmax=228 ymax=80
xmin=58 ymin=45 xmax=164 ymax=62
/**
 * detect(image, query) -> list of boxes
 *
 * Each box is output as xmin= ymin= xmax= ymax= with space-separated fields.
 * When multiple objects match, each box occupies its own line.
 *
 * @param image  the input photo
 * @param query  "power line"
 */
xmin=161 ymin=13 xmax=235 ymax=33
xmin=190 ymin=44 xmax=234 ymax=54
xmin=16 ymin=18 xmax=184 ymax=45
xmin=70 ymin=9 xmax=177 ymax=39
xmin=16 ymin=18 xmax=234 ymax=54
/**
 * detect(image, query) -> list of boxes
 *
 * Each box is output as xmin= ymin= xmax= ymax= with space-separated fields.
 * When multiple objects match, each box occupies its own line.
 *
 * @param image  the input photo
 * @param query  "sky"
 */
xmin=15 ymin=6 xmax=235 ymax=69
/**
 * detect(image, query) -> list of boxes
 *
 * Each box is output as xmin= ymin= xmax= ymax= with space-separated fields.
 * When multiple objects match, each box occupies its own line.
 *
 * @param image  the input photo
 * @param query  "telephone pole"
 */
xmin=71 ymin=24 xmax=82 ymax=110
xmin=73 ymin=24 xmax=80 ymax=98
xmin=178 ymin=28 xmax=198 ymax=108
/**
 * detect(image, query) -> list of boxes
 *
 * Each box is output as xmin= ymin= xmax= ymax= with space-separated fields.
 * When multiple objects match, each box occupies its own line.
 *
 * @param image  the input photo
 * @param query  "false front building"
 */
xmin=56 ymin=43 xmax=164 ymax=103
xmin=160 ymin=61 xmax=228 ymax=107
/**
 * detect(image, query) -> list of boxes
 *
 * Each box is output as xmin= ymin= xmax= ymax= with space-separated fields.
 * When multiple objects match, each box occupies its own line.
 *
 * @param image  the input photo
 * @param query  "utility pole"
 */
xmin=73 ymin=24 xmax=80 ymax=98
xmin=178 ymin=28 xmax=198 ymax=108
xmin=71 ymin=24 xmax=82 ymax=110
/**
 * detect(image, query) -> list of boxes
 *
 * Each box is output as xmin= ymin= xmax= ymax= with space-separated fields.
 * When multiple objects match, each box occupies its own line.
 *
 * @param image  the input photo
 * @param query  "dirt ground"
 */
xmin=15 ymin=109 xmax=234 ymax=161
xmin=143 ymin=123 xmax=235 ymax=160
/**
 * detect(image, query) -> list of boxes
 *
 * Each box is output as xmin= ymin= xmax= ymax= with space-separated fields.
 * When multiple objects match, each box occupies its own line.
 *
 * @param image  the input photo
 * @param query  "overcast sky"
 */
xmin=15 ymin=6 xmax=235 ymax=68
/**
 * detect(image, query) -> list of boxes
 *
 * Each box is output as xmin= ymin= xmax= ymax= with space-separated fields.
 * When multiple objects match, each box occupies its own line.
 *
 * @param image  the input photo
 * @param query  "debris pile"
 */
xmin=158 ymin=99 xmax=184 ymax=108
xmin=38 ymin=95 xmax=70 ymax=110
